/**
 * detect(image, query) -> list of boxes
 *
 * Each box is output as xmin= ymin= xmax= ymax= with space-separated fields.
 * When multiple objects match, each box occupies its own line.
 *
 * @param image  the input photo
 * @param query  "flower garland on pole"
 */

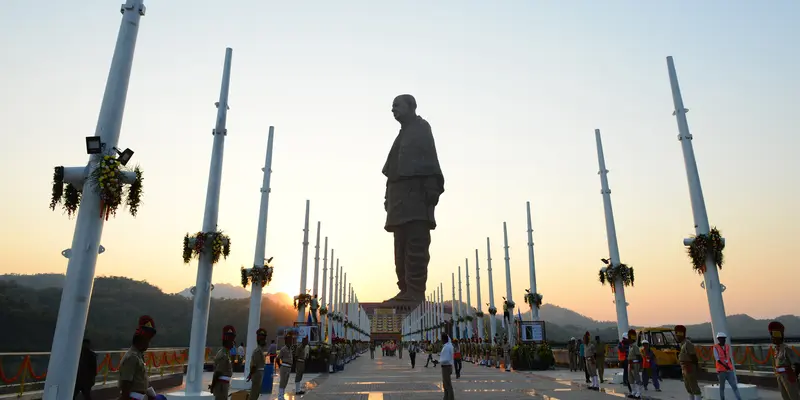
xmin=182 ymin=231 xmax=231 ymax=265
xmin=686 ymin=227 xmax=725 ymax=274
xmin=50 ymin=156 xmax=144 ymax=219
xmin=524 ymin=289 xmax=543 ymax=309
xmin=241 ymin=257 xmax=274 ymax=288
xmin=598 ymin=261 xmax=634 ymax=293
xmin=294 ymin=290 xmax=312 ymax=310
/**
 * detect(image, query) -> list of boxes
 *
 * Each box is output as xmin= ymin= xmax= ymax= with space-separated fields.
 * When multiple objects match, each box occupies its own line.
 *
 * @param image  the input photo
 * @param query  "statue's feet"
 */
xmin=384 ymin=291 xmax=412 ymax=303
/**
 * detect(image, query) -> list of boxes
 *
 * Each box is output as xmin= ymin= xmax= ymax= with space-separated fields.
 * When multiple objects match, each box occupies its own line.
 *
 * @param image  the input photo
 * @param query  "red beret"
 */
xmin=768 ymin=321 xmax=785 ymax=338
xmin=256 ymin=328 xmax=267 ymax=337
xmin=135 ymin=315 xmax=157 ymax=338
xmin=222 ymin=325 xmax=237 ymax=341
xmin=675 ymin=325 xmax=687 ymax=335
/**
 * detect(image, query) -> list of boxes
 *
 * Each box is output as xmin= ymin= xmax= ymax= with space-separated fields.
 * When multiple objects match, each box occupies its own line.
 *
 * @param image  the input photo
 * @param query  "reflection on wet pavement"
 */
xmin=292 ymin=353 xmax=644 ymax=400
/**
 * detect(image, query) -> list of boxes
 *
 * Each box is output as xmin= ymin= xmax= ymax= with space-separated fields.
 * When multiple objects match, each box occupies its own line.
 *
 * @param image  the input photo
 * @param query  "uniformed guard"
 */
xmin=503 ymin=339 xmax=512 ymax=372
xmin=584 ymin=332 xmax=599 ymax=390
xmin=209 ymin=325 xmax=235 ymax=400
xmin=276 ymin=334 xmax=293 ymax=400
xmin=676 ymin=325 xmax=702 ymax=400
xmin=247 ymin=328 xmax=268 ymax=400
xmin=626 ymin=329 xmax=643 ymax=399
xmin=769 ymin=321 xmax=800 ymax=400
xmin=118 ymin=316 xmax=158 ymax=400
xmin=594 ymin=335 xmax=606 ymax=382
xmin=294 ymin=337 xmax=310 ymax=395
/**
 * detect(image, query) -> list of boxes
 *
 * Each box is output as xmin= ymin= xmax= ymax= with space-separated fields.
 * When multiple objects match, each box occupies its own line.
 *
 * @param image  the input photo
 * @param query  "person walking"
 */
xmin=267 ymin=340 xmax=278 ymax=373
xmin=619 ymin=332 xmax=632 ymax=395
xmin=74 ymin=339 xmax=97 ymax=400
xmin=580 ymin=339 xmax=589 ymax=383
xmin=713 ymin=332 xmax=742 ymax=400
xmin=568 ymin=338 xmax=577 ymax=371
xmin=294 ymin=337 xmax=310 ymax=395
xmin=276 ymin=334 xmax=293 ymax=400
xmin=409 ymin=341 xmax=418 ymax=368
xmin=247 ymin=328 xmax=267 ymax=400
xmin=676 ymin=325 xmax=702 ymax=400
xmin=439 ymin=333 xmax=455 ymax=400
xmin=370 ymin=342 xmax=376 ymax=359
xmin=584 ymin=332 xmax=600 ymax=391
xmin=769 ymin=321 xmax=800 ymax=400
xmin=626 ymin=330 xmax=643 ymax=399
xmin=594 ymin=336 xmax=606 ymax=383
xmin=642 ymin=340 xmax=661 ymax=392
xmin=453 ymin=339 xmax=463 ymax=378
xmin=210 ymin=326 xmax=236 ymax=400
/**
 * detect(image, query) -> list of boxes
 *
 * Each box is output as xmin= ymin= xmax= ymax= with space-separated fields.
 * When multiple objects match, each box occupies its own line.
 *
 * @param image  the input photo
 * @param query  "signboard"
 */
xmin=519 ymin=320 xmax=546 ymax=343
xmin=375 ymin=308 xmax=395 ymax=316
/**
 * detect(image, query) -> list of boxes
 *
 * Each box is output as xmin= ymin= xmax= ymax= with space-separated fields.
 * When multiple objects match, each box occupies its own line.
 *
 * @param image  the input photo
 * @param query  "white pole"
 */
xmin=487 ymin=238 xmax=497 ymax=343
xmin=457 ymin=266 xmax=464 ymax=339
xmin=595 ymin=129 xmax=631 ymax=339
xmin=43 ymin=2 xmax=146 ymax=397
xmin=526 ymin=201 xmax=540 ymax=321
xmin=297 ymin=200 xmax=311 ymax=322
xmin=243 ymin=127 xmax=275 ymax=376
xmin=475 ymin=249 xmax=484 ymax=339
xmin=182 ymin=48 xmax=234 ymax=397
xmin=451 ymin=273 xmax=457 ymax=338
xmin=342 ymin=272 xmax=347 ymax=337
xmin=667 ymin=56 xmax=732 ymax=343
xmin=328 ymin=251 xmax=335 ymax=344
xmin=321 ymin=238 xmax=328 ymax=341
xmin=312 ymin=221 xmax=321 ymax=299
xmin=440 ymin=284 xmax=445 ymax=336
xmin=465 ymin=258 xmax=473 ymax=339
xmin=502 ymin=222 xmax=516 ymax=346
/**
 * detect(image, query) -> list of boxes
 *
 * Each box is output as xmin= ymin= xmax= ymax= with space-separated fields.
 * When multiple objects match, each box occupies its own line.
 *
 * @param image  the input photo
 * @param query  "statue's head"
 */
xmin=392 ymin=94 xmax=417 ymax=123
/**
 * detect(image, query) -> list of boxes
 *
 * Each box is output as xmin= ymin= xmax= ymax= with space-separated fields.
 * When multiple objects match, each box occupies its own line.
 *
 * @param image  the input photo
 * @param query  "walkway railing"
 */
xmin=0 ymin=348 xmax=213 ymax=396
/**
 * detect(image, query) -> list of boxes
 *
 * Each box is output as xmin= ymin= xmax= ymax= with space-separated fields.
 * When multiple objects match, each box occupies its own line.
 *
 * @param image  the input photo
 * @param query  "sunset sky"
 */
xmin=1 ymin=0 xmax=798 ymax=326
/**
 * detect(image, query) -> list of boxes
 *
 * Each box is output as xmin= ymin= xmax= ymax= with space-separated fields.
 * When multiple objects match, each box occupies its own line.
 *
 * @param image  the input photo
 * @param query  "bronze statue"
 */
xmin=382 ymin=94 xmax=444 ymax=304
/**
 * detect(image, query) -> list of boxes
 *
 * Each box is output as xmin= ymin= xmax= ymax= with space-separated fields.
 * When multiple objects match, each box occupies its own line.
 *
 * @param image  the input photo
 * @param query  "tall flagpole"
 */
xmin=486 ymin=237 xmax=497 ymax=343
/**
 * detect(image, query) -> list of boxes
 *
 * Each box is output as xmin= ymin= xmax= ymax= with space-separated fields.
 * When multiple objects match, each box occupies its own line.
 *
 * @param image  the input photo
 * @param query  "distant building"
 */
xmin=360 ymin=302 xmax=455 ymax=342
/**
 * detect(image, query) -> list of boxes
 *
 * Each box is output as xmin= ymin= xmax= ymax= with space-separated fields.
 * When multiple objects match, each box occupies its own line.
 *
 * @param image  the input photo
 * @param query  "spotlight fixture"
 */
xmin=601 ymin=258 xmax=610 ymax=265
xmin=113 ymin=147 xmax=135 ymax=166
xmin=85 ymin=137 xmax=103 ymax=154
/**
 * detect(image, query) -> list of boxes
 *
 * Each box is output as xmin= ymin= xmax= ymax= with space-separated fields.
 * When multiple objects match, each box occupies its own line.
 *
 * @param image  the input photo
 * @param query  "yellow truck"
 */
xmin=635 ymin=327 xmax=681 ymax=377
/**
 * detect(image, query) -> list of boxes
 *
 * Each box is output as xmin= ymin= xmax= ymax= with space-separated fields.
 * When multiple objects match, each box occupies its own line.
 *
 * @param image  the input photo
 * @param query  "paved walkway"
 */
xmin=294 ymin=353 xmax=632 ymax=400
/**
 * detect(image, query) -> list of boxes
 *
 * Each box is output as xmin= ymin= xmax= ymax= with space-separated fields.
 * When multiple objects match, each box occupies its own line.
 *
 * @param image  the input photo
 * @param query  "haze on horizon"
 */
xmin=1 ymin=0 xmax=798 ymax=327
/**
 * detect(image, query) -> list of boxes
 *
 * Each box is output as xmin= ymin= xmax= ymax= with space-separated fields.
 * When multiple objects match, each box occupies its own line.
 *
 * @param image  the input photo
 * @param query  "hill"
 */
xmin=175 ymin=283 xmax=292 ymax=304
xmin=0 ymin=276 xmax=297 ymax=352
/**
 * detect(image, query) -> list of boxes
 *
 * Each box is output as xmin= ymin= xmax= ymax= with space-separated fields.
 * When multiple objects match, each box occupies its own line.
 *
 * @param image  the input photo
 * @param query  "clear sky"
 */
xmin=1 ymin=0 xmax=798 ymax=326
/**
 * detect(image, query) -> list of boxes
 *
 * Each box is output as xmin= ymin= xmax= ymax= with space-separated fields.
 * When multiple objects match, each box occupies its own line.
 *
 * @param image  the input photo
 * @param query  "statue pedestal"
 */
xmin=703 ymin=384 xmax=759 ymax=400
xmin=164 ymin=391 xmax=214 ymax=400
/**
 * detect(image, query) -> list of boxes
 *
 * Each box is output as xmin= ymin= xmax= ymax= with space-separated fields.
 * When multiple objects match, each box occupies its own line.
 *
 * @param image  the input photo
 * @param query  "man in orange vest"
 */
xmin=769 ymin=321 xmax=800 ymax=400
xmin=714 ymin=332 xmax=742 ymax=400
xmin=618 ymin=332 xmax=632 ymax=395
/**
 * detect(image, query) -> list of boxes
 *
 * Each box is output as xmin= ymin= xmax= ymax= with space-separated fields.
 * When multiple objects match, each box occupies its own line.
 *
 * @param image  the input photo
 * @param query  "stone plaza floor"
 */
xmin=168 ymin=353 xmax=785 ymax=400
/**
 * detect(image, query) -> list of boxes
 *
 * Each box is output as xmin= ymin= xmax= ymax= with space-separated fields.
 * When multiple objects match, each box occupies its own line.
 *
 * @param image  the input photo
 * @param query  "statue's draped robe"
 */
xmin=382 ymin=115 xmax=444 ymax=299
xmin=383 ymin=116 xmax=445 ymax=232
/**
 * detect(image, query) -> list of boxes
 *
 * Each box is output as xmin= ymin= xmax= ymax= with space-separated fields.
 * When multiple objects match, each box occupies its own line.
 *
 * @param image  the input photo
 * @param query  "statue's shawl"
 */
xmin=382 ymin=116 xmax=443 ymax=180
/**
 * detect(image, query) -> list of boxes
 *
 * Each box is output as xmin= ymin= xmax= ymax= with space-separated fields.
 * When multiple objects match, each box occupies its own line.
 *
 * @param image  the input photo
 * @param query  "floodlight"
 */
xmin=601 ymin=258 xmax=610 ymax=265
xmin=85 ymin=137 xmax=103 ymax=154
xmin=113 ymin=147 xmax=135 ymax=166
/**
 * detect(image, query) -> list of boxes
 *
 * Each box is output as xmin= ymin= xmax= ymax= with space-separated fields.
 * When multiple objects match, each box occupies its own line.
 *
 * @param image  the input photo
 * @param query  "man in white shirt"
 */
xmin=439 ymin=333 xmax=455 ymax=400
xmin=237 ymin=343 xmax=245 ymax=364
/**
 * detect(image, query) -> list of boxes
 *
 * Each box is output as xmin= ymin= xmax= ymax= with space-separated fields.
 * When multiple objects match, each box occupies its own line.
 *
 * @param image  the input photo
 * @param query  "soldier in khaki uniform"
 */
xmin=503 ymin=340 xmax=512 ymax=371
xmin=209 ymin=326 xmax=236 ymax=400
xmin=294 ymin=337 xmax=310 ymax=395
xmin=769 ymin=321 xmax=800 ymax=400
xmin=276 ymin=334 xmax=294 ymax=400
xmin=676 ymin=325 xmax=702 ymax=400
xmin=118 ymin=316 xmax=159 ymax=400
xmin=583 ymin=332 xmax=599 ymax=391
xmin=626 ymin=329 xmax=643 ymax=399
xmin=594 ymin=335 xmax=606 ymax=382
xmin=247 ymin=328 xmax=268 ymax=400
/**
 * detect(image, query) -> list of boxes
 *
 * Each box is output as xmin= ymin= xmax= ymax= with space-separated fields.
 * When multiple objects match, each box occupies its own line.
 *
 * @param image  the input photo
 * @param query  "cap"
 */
xmin=222 ymin=325 xmax=237 ymax=341
xmin=768 ymin=321 xmax=785 ymax=339
xmin=627 ymin=329 xmax=637 ymax=340
xmin=622 ymin=333 xmax=628 ymax=339
xmin=135 ymin=315 xmax=157 ymax=339
xmin=675 ymin=325 xmax=687 ymax=336
xmin=716 ymin=332 xmax=727 ymax=338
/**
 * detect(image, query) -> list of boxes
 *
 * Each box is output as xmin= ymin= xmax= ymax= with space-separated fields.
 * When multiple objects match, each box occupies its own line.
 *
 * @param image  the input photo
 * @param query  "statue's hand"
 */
xmin=384 ymin=199 xmax=388 ymax=212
